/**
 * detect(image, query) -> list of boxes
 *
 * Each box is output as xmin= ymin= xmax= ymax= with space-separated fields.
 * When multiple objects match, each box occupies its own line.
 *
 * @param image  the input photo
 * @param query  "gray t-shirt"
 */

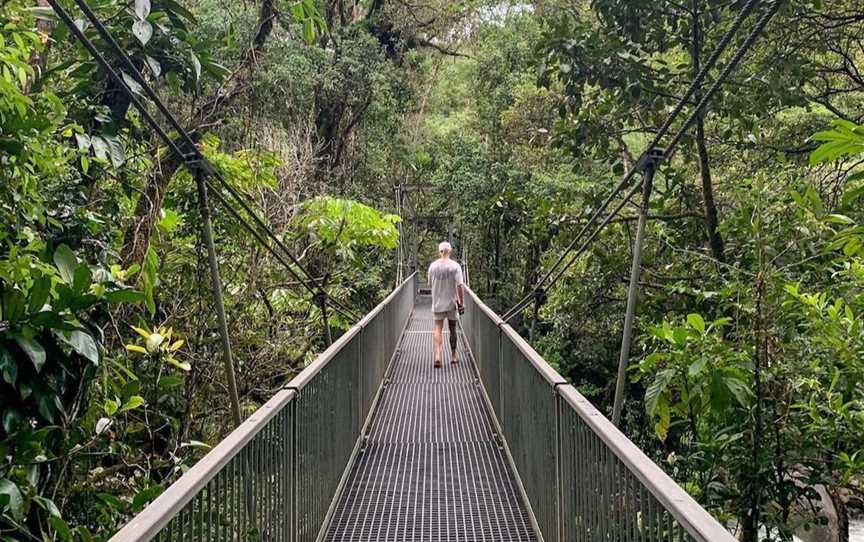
xmin=428 ymin=258 xmax=464 ymax=313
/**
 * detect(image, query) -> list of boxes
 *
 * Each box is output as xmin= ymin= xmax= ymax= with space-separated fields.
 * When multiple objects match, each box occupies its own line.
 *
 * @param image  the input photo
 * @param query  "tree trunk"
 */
xmin=742 ymin=274 xmax=767 ymax=542
xmin=492 ymin=215 xmax=501 ymax=297
xmin=122 ymin=0 xmax=276 ymax=265
xmin=828 ymin=488 xmax=850 ymax=542
xmin=696 ymin=117 xmax=725 ymax=262
xmin=122 ymin=153 xmax=186 ymax=265
xmin=28 ymin=0 xmax=54 ymax=80
xmin=690 ymin=0 xmax=725 ymax=264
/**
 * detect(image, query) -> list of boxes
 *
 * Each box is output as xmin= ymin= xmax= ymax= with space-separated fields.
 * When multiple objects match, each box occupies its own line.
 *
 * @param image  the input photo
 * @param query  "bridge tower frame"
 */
xmin=395 ymin=183 xmax=459 ymax=284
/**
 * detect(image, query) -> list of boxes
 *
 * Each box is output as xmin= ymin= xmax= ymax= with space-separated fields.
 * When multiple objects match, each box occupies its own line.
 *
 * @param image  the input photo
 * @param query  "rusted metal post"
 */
xmin=195 ymin=167 xmax=243 ymax=427
xmin=612 ymin=149 xmax=661 ymax=427
xmin=411 ymin=216 xmax=419 ymax=275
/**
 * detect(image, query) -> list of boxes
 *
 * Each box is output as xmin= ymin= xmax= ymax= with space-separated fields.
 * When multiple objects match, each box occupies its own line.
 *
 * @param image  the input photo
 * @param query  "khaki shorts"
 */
xmin=433 ymin=309 xmax=458 ymax=321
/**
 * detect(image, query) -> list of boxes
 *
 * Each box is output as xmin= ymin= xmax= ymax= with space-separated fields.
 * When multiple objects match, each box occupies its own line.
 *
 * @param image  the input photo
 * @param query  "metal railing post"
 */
xmin=291 ymin=399 xmax=298 ymax=542
xmin=498 ymin=323 xmax=504 ymax=433
xmin=357 ymin=325 xmax=364 ymax=433
xmin=555 ymin=389 xmax=564 ymax=542
xmin=612 ymin=148 xmax=662 ymax=427
xmin=411 ymin=218 xmax=419 ymax=274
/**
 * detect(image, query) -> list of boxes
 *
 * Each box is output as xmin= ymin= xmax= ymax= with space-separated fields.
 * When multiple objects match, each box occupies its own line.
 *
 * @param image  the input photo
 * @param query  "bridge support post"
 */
xmin=395 ymin=184 xmax=405 ymax=286
xmin=612 ymin=148 xmax=662 ymax=427
xmin=411 ymin=217 xmax=419 ymax=275
xmin=194 ymin=167 xmax=243 ymax=427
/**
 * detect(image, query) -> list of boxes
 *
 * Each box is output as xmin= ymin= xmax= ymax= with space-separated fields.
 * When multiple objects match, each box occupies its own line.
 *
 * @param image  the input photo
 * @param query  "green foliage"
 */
xmin=296 ymin=196 xmax=401 ymax=254
xmin=810 ymin=119 xmax=864 ymax=165
xmin=199 ymin=134 xmax=281 ymax=190
xmin=637 ymin=314 xmax=748 ymax=441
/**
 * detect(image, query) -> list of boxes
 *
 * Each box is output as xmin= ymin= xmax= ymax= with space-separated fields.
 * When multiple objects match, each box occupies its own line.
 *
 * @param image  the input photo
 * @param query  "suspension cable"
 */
xmin=69 ymin=0 xmax=359 ymax=321
xmin=503 ymin=178 xmax=646 ymax=321
xmin=526 ymin=0 xmax=764 ymax=296
xmin=661 ymin=0 xmax=784 ymax=164
xmin=49 ymin=0 xmax=357 ymax=320
xmin=502 ymin=0 xmax=783 ymax=322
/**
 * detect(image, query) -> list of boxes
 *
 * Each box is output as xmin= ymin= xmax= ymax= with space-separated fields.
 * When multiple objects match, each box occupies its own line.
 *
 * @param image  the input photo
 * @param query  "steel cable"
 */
xmin=502 ymin=0 xmax=784 ymax=321
xmin=50 ymin=0 xmax=358 ymax=321
xmin=526 ymin=0 xmax=764 ymax=295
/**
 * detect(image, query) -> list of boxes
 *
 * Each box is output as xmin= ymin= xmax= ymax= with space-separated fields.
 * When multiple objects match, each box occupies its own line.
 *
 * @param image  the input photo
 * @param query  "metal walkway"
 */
xmin=109 ymin=276 xmax=739 ymax=542
xmin=324 ymin=297 xmax=537 ymax=541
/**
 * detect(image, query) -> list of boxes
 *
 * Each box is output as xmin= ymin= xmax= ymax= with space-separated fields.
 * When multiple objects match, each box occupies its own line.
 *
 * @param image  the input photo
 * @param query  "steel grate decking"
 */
xmin=324 ymin=296 xmax=537 ymax=541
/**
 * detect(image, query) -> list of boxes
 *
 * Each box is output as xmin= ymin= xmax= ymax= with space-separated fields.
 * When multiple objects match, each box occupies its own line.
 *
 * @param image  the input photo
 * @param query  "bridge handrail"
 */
xmin=462 ymin=285 xmax=736 ymax=542
xmin=109 ymin=273 xmax=417 ymax=542
xmin=557 ymin=386 xmax=734 ymax=541
xmin=108 ymin=388 xmax=297 ymax=541
xmin=287 ymin=323 xmax=362 ymax=390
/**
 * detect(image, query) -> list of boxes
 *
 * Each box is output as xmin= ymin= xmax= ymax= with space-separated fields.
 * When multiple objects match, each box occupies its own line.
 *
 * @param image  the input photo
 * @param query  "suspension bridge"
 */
xmin=38 ymin=0 xmax=788 ymax=539
xmin=108 ymin=275 xmax=735 ymax=542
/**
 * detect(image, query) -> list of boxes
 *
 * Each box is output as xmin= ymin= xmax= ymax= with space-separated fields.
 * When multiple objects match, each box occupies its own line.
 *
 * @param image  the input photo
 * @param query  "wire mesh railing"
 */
xmin=109 ymin=274 xmax=416 ymax=542
xmin=461 ymin=287 xmax=737 ymax=542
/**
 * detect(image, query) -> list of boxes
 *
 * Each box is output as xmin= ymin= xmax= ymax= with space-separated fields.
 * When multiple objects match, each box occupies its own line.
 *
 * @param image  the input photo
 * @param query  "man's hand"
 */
xmin=457 ymin=302 xmax=465 ymax=315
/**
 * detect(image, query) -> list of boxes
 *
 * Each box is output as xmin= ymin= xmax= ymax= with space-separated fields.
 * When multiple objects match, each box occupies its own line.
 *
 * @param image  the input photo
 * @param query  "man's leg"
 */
xmin=448 ymin=318 xmax=458 ymax=363
xmin=433 ymin=318 xmax=444 ymax=368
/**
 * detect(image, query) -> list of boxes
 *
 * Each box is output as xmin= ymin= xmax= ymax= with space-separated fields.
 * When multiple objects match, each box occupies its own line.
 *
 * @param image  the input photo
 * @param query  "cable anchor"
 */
xmin=634 ymin=147 xmax=665 ymax=175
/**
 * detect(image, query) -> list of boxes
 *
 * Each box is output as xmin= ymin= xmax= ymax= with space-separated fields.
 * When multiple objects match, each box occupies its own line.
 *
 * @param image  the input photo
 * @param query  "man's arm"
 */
xmin=455 ymin=265 xmax=465 ymax=310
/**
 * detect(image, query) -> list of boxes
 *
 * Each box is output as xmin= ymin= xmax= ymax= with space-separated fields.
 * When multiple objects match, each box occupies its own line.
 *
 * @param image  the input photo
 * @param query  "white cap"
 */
xmin=438 ymin=241 xmax=452 ymax=253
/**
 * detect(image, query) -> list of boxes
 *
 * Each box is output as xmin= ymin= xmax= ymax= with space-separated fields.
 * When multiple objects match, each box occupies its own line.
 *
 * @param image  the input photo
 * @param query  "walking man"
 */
xmin=428 ymin=241 xmax=465 ymax=368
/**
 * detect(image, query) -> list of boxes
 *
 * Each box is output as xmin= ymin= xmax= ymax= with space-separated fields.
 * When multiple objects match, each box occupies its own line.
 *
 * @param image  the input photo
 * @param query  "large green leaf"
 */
xmin=645 ymin=368 xmax=674 ymax=417
xmin=120 ymin=395 xmax=145 ymax=412
xmin=132 ymin=484 xmax=165 ymax=512
xmin=53 ymin=245 xmax=78 ymax=285
xmin=2 ymin=410 xmax=22 ymax=434
xmin=810 ymin=120 xmax=864 ymax=165
xmin=0 ymin=479 xmax=23 ymax=521
xmin=49 ymin=516 xmax=72 ymax=542
xmin=161 ymin=0 xmax=196 ymax=21
xmin=653 ymin=398 xmax=671 ymax=441
xmin=27 ymin=275 xmax=52 ymax=314
xmin=724 ymin=376 xmax=751 ymax=408
xmin=56 ymin=330 xmax=99 ymax=364
xmin=686 ymin=313 xmax=705 ymax=334
xmin=105 ymin=289 xmax=145 ymax=304
xmin=16 ymin=337 xmax=45 ymax=372
xmin=2 ymin=289 xmax=26 ymax=323
xmin=0 ymin=346 xmax=17 ymax=386
xmin=688 ymin=357 xmax=708 ymax=378
xmin=73 ymin=265 xmax=92 ymax=294
xmin=104 ymin=136 xmax=126 ymax=168
xmin=37 ymin=393 xmax=62 ymax=422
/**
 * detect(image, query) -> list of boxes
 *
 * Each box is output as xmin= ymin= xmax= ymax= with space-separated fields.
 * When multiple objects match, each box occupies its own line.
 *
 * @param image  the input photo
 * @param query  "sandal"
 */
xmin=434 ymin=358 xmax=442 ymax=368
